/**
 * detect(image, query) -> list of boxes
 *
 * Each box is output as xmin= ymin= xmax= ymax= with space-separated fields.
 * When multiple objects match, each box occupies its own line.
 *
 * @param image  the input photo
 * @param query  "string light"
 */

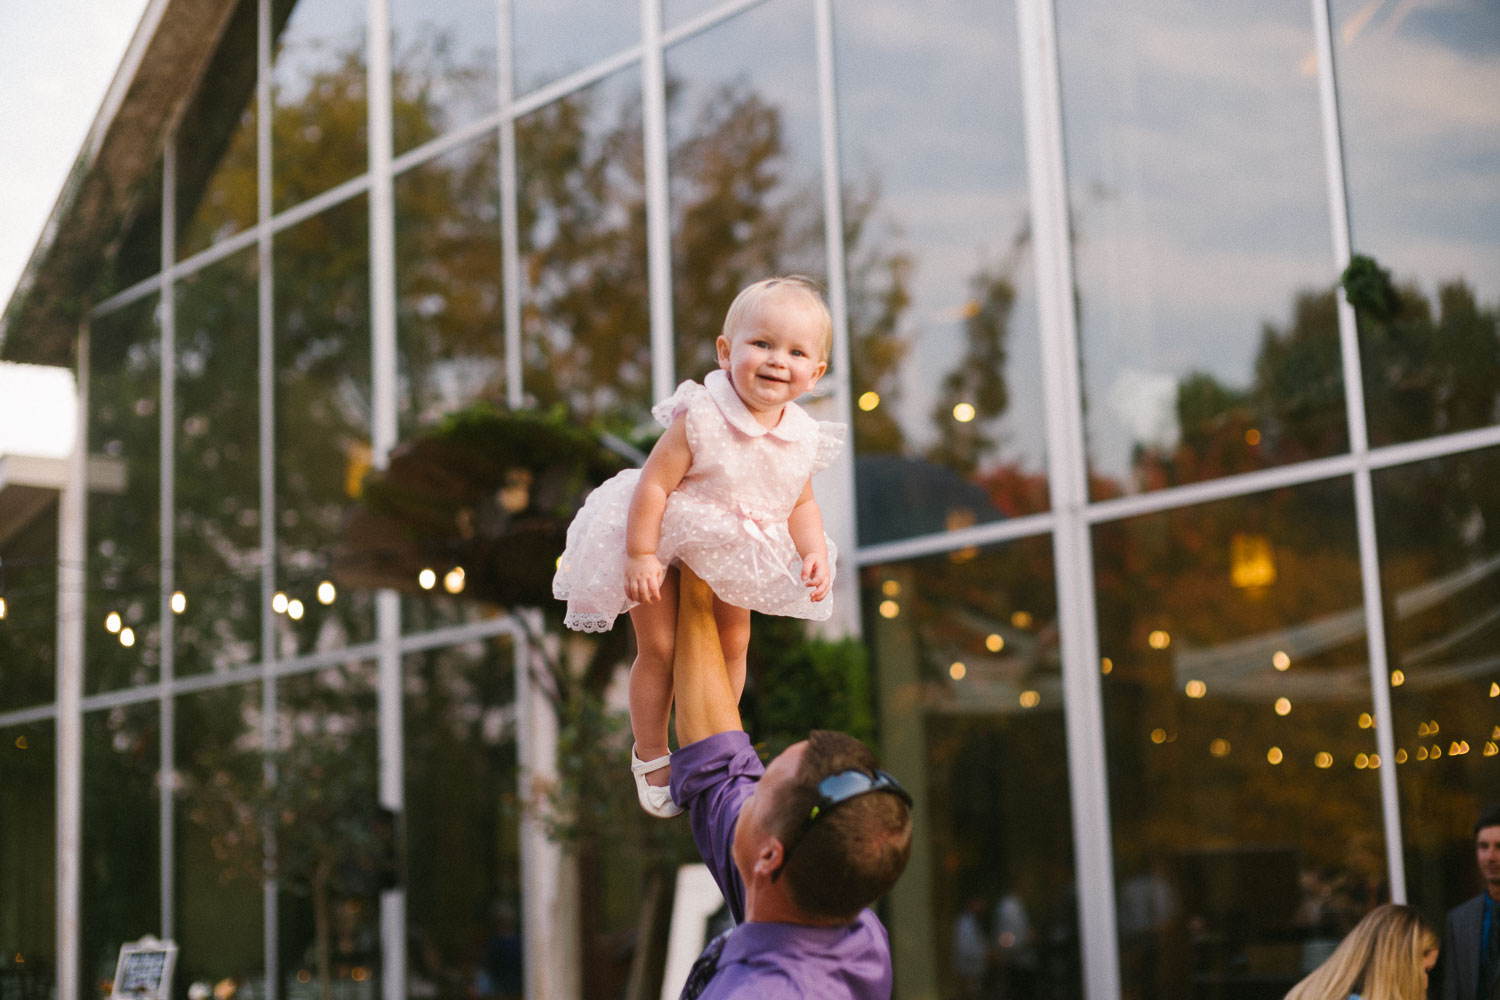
xmin=272 ymin=592 xmax=289 ymax=614
xmin=119 ymin=627 xmax=136 ymax=648
xmin=171 ymin=591 xmax=187 ymax=614
xmin=418 ymin=569 xmax=437 ymax=590
xmin=106 ymin=612 xmax=122 ymax=633
xmin=317 ymin=581 xmax=337 ymax=604
xmin=443 ymin=567 xmax=466 ymax=595
xmin=287 ymin=599 xmax=305 ymax=621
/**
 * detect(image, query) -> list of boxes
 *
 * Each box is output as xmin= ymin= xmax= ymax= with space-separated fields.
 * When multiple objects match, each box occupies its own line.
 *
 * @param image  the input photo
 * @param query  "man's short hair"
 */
xmin=1475 ymin=803 xmax=1500 ymax=838
xmin=771 ymin=730 xmax=913 ymax=921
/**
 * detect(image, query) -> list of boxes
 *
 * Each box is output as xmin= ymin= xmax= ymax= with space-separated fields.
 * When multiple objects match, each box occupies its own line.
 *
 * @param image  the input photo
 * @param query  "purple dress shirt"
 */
xmin=669 ymin=731 xmax=895 ymax=999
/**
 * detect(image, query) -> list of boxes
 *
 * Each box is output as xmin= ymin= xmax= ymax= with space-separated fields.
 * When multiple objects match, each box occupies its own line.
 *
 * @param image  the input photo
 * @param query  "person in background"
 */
xmin=1284 ymin=903 xmax=1438 ymax=1000
xmin=1439 ymin=804 xmax=1500 ymax=1000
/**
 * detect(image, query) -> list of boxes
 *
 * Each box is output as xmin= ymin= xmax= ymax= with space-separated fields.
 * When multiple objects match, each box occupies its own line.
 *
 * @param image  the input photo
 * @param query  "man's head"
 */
xmin=734 ymin=730 xmax=913 ymax=923
xmin=1475 ymin=803 xmax=1500 ymax=900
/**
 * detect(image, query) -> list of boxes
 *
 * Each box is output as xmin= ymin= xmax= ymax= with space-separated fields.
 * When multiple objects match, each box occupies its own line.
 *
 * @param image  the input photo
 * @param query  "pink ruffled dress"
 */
xmin=553 ymin=370 xmax=846 ymax=632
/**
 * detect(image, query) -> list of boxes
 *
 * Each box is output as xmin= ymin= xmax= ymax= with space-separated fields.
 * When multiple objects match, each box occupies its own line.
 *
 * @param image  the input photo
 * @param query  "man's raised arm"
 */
xmin=672 ymin=565 xmax=742 ymax=746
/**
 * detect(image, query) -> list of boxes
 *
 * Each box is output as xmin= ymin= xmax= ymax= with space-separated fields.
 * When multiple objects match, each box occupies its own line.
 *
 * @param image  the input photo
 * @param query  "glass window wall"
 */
xmin=271 ymin=0 xmax=368 ymax=213
xmin=87 ymin=298 xmax=163 ymax=694
xmin=835 ymin=0 xmax=1049 ymax=546
xmin=665 ymin=0 xmax=826 ymax=384
xmin=1373 ymin=447 xmax=1500 ymax=927
xmin=516 ymin=69 xmax=650 ymax=427
xmin=0 ymin=504 xmax=58 ymax=712
xmin=863 ymin=535 xmax=1081 ymax=1000
xmin=175 ymin=250 xmax=262 ymax=677
xmin=1332 ymin=0 xmax=1500 ymax=450
xmin=273 ymin=198 xmax=376 ymax=652
xmin=390 ymin=0 xmax=499 ymax=156
xmin=1057 ymin=0 xmax=1345 ymax=497
xmin=511 ymin=0 xmax=638 ymax=98
xmin=0 ymin=722 xmax=55 ymax=1000
xmin=1095 ymin=480 xmax=1384 ymax=1000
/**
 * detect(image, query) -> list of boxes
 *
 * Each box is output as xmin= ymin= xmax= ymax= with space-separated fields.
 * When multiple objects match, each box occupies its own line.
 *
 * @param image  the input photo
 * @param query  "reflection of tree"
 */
xmin=927 ymin=268 xmax=1015 ymax=477
xmin=187 ymin=670 xmax=389 ymax=1000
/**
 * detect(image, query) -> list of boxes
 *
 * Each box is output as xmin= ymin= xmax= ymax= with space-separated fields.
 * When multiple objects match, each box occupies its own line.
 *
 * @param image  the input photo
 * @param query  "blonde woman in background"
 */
xmin=1285 ymin=903 xmax=1440 ymax=1000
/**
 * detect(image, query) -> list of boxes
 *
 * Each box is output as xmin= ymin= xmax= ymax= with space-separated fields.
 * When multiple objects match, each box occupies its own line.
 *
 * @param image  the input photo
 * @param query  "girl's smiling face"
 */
xmin=716 ymin=292 xmax=828 ymax=426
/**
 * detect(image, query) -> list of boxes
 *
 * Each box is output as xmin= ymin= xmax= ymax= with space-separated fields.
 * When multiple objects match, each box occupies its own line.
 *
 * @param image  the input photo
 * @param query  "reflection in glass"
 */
xmin=1094 ymin=480 xmax=1382 ymax=1000
xmin=176 ymin=250 xmax=261 ymax=676
xmin=0 ymin=722 xmax=55 ymax=998
xmin=1057 ymin=0 xmax=1345 ymax=497
xmin=1373 ymin=448 xmax=1500 ymax=927
xmin=176 ymin=0 xmax=258 ymax=258
xmin=277 ymin=665 xmax=382 ymax=998
xmin=402 ymin=642 xmax=521 ymax=1000
xmin=835 ymin=0 xmax=1049 ymax=545
xmin=395 ymin=136 xmax=503 ymax=437
xmin=863 ymin=536 xmax=1081 ymax=1000
xmin=87 ymin=297 xmax=162 ymax=694
xmin=0 ymin=504 xmax=58 ymax=711
xmin=82 ymin=703 xmax=160 ymax=996
xmin=516 ymin=69 xmax=650 ymax=426
xmin=664 ymin=0 xmax=721 ymax=31
xmin=271 ymin=0 xmax=367 ymax=213
xmin=176 ymin=685 xmax=266 ymax=995
xmin=274 ymin=198 xmax=375 ymax=652
xmin=390 ymin=0 xmax=499 ymax=155
xmin=1332 ymin=0 xmax=1500 ymax=448
xmin=511 ymin=0 xmax=638 ymax=97
xmin=665 ymin=0 xmax=826 ymax=386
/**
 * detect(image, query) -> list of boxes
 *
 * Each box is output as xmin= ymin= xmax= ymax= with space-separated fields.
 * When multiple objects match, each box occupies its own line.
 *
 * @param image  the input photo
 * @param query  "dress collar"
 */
xmin=704 ymin=369 xmax=817 ymax=442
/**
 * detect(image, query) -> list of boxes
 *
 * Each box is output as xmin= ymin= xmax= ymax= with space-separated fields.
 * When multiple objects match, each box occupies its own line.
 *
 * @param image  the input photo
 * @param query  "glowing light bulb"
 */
xmin=287 ymin=599 xmax=305 ymax=621
xmin=986 ymin=633 xmax=1004 ymax=653
xmin=1148 ymin=630 xmax=1170 ymax=649
xmin=1185 ymin=680 xmax=1207 ymax=699
xmin=1274 ymin=697 xmax=1292 ymax=716
xmin=1267 ymin=746 xmax=1283 ymax=765
xmin=858 ymin=391 xmax=880 ymax=412
xmin=418 ymin=569 xmax=437 ymax=590
xmin=317 ymin=581 xmax=337 ymax=604
xmin=1019 ymin=690 xmax=1040 ymax=709
xmin=949 ymin=662 xmax=967 ymax=681
xmin=272 ymin=592 xmax=289 ymax=614
xmin=444 ymin=567 xmax=466 ymax=594
xmin=171 ymin=591 xmax=187 ymax=614
xmin=1272 ymin=650 xmax=1290 ymax=671
xmin=106 ymin=612 xmax=122 ymax=633
xmin=120 ymin=627 xmax=136 ymax=648
xmin=952 ymin=403 xmax=976 ymax=423
xmin=879 ymin=600 xmax=899 ymax=619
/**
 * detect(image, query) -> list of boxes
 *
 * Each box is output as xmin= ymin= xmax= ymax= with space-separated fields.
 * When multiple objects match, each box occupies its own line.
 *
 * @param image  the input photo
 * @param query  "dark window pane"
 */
xmin=863 ymin=536 xmax=1081 ymax=1000
xmin=274 ymin=197 xmax=375 ymax=651
xmin=0 ymin=721 xmax=56 ymax=999
xmin=836 ymin=0 xmax=1049 ymax=545
xmin=176 ymin=0 xmax=259 ymax=258
xmin=175 ymin=685 xmax=266 ymax=994
xmin=1094 ymin=480 xmax=1383 ymax=999
xmin=395 ymin=135 xmax=504 ymax=436
xmin=82 ymin=703 xmax=160 ymax=995
xmin=87 ymin=297 xmax=162 ymax=694
xmin=276 ymin=665 xmax=383 ymax=994
xmin=1374 ymin=447 xmax=1500 ymax=927
xmin=403 ymin=641 xmax=521 ymax=999
xmin=0 ymin=502 xmax=58 ymax=711
xmin=1058 ymin=0 xmax=1347 ymax=497
xmin=175 ymin=249 xmax=261 ymax=676
xmin=100 ymin=158 xmax=165 ymax=301
xmin=517 ymin=69 xmax=650 ymax=426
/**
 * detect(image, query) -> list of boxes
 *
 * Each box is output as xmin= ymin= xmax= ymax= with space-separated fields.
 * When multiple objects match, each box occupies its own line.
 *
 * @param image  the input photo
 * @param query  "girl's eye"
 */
xmin=791 ymin=349 xmax=806 ymax=357
xmin=752 ymin=341 xmax=770 ymax=349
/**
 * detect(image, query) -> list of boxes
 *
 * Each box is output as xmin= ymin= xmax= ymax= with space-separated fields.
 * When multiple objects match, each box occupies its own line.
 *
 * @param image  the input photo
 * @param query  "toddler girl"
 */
xmin=552 ymin=276 xmax=845 ymax=817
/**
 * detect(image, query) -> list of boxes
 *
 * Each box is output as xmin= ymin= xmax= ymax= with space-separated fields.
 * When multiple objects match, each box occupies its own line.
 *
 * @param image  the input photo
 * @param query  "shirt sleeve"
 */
xmin=669 ymin=731 xmax=764 ymax=923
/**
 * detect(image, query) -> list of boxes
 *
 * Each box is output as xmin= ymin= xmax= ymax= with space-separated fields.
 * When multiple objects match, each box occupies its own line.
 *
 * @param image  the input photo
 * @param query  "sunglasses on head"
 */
xmin=771 ymin=768 xmax=913 ymax=882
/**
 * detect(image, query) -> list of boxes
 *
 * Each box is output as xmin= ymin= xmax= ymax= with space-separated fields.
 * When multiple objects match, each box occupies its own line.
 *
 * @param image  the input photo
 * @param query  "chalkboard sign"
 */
xmin=111 ymin=937 xmax=178 ymax=1000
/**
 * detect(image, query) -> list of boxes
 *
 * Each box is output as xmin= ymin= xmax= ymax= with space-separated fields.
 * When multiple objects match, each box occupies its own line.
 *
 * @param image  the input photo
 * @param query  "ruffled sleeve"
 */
xmin=650 ymin=379 xmax=705 ymax=429
xmin=811 ymin=420 xmax=847 ymax=474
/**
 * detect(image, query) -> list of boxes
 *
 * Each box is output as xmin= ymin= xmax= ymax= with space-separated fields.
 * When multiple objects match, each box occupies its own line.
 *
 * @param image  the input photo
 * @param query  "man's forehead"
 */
xmin=1478 ymin=824 xmax=1500 ymax=842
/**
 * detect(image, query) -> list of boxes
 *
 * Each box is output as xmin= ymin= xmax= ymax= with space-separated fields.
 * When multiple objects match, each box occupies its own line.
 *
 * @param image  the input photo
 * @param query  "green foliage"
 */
xmin=743 ymin=615 xmax=878 ymax=759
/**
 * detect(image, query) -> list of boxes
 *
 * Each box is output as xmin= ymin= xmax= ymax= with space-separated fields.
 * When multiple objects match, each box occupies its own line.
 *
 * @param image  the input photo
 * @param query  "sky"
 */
xmin=0 ymin=0 xmax=147 ymax=456
xmin=0 ymin=0 xmax=150 ymax=311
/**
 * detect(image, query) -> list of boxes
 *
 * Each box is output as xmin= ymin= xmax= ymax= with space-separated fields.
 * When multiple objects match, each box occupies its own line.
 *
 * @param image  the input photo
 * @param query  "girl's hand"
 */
xmin=802 ymin=552 xmax=831 ymax=602
xmin=625 ymin=553 xmax=667 ymax=604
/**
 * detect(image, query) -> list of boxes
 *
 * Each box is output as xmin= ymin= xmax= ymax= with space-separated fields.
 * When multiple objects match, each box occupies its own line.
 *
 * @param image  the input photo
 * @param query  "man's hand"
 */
xmin=801 ymin=552 xmax=830 ymax=602
xmin=625 ymin=552 xmax=666 ymax=604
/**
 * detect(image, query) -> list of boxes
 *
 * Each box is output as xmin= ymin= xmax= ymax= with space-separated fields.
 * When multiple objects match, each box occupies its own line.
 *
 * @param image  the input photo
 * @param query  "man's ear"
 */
xmin=753 ymin=838 xmax=786 ymax=881
xmin=716 ymin=334 xmax=732 ymax=369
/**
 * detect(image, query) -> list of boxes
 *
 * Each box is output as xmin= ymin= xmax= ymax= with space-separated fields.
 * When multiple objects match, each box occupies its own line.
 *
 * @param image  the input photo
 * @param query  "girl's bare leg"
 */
xmin=628 ymin=567 xmax=679 ymax=787
xmin=713 ymin=599 xmax=751 ymax=702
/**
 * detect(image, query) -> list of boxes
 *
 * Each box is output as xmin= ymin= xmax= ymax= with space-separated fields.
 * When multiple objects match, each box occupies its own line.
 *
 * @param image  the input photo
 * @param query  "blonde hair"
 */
xmin=1283 ymin=904 xmax=1438 ymax=1000
xmin=722 ymin=276 xmax=834 ymax=362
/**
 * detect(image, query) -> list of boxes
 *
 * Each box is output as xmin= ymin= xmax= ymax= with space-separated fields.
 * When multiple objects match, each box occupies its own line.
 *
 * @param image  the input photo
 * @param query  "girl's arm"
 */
xmin=624 ymin=415 xmax=693 ymax=604
xmin=787 ymin=479 xmax=831 ymax=601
